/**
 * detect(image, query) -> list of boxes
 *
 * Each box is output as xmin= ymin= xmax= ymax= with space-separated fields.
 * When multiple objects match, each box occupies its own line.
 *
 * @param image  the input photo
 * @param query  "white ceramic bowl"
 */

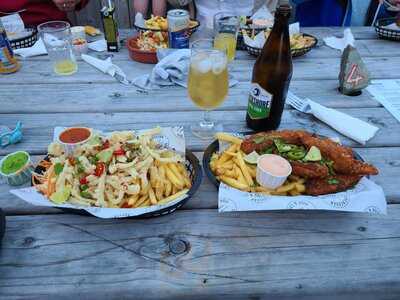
xmin=256 ymin=154 xmax=292 ymax=189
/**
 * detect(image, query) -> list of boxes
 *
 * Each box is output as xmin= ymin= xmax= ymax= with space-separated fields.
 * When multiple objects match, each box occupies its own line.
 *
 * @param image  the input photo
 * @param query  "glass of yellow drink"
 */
xmin=213 ymin=13 xmax=240 ymax=62
xmin=188 ymin=39 xmax=229 ymax=139
xmin=38 ymin=21 xmax=77 ymax=76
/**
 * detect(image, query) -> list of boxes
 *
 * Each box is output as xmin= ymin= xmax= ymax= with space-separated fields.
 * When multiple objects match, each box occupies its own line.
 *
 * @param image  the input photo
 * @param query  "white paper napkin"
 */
xmin=13 ymin=38 xmax=47 ymax=58
xmin=88 ymin=39 xmax=107 ymax=52
xmin=81 ymin=54 xmax=127 ymax=81
xmin=133 ymin=49 xmax=239 ymax=90
xmin=308 ymin=99 xmax=379 ymax=144
xmin=323 ymin=28 xmax=355 ymax=52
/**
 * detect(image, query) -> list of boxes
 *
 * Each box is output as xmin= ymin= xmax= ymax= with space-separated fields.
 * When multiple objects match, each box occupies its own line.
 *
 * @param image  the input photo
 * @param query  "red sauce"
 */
xmin=59 ymin=127 xmax=91 ymax=144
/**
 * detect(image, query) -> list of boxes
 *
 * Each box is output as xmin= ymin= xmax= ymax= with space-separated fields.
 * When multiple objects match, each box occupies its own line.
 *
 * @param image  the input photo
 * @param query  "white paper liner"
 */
xmin=11 ymin=126 xmax=189 ymax=218
xmin=243 ymin=22 xmax=300 ymax=48
xmin=219 ymin=178 xmax=387 ymax=215
xmin=216 ymin=135 xmax=387 ymax=215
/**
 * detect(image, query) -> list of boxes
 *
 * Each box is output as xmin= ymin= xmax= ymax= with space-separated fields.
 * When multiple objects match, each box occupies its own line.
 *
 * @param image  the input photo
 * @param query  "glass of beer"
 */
xmin=213 ymin=12 xmax=240 ymax=62
xmin=188 ymin=39 xmax=229 ymax=139
xmin=38 ymin=21 xmax=77 ymax=76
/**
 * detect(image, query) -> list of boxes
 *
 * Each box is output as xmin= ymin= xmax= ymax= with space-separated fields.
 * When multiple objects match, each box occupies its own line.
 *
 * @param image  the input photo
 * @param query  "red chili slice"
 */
xmin=113 ymin=149 xmax=126 ymax=156
xmin=80 ymin=177 xmax=88 ymax=185
xmin=95 ymin=162 xmax=105 ymax=177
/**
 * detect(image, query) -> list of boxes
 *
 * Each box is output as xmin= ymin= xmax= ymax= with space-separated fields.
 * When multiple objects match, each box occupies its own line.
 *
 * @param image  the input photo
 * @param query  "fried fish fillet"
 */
xmin=305 ymin=175 xmax=362 ymax=196
xmin=301 ymin=135 xmax=378 ymax=176
xmin=241 ymin=130 xmax=311 ymax=154
xmin=291 ymin=161 xmax=329 ymax=179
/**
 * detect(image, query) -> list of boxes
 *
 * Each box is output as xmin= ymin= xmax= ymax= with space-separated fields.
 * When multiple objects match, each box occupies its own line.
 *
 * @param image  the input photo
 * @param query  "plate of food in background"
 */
xmin=134 ymin=15 xmax=200 ymax=36
xmin=243 ymin=29 xmax=318 ymax=58
xmin=127 ymin=31 xmax=168 ymax=64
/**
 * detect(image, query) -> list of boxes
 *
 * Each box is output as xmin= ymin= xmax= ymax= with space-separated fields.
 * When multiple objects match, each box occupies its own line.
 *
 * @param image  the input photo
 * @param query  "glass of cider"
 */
xmin=38 ymin=21 xmax=77 ymax=76
xmin=188 ymin=39 xmax=229 ymax=139
xmin=213 ymin=13 xmax=240 ymax=62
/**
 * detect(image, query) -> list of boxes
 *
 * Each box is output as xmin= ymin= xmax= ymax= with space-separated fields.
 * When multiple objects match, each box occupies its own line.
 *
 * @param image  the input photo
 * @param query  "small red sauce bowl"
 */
xmin=58 ymin=127 xmax=92 ymax=155
xmin=127 ymin=37 xmax=158 ymax=64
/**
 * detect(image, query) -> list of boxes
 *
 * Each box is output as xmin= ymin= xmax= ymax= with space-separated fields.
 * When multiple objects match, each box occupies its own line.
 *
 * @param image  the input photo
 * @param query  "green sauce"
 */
xmin=1 ymin=152 xmax=29 ymax=175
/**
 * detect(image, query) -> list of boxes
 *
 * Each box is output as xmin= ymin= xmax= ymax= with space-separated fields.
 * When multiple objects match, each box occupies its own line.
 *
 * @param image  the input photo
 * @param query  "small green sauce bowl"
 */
xmin=0 ymin=151 xmax=33 ymax=186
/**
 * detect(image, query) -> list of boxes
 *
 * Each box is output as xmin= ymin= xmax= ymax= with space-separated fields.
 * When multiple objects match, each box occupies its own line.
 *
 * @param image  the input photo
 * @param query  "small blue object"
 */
xmin=0 ymin=122 xmax=23 ymax=148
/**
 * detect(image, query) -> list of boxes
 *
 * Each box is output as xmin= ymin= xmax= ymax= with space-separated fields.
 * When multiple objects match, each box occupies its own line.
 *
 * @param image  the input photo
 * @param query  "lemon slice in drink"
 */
xmin=243 ymin=151 xmax=260 ymax=165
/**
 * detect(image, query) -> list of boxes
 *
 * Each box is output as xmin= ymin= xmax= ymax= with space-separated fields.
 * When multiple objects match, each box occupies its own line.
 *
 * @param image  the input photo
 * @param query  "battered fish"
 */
xmin=241 ymin=130 xmax=310 ymax=154
xmin=291 ymin=161 xmax=329 ymax=179
xmin=306 ymin=175 xmax=362 ymax=196
xmin=301 ymin=135 xmax=378 ymax=176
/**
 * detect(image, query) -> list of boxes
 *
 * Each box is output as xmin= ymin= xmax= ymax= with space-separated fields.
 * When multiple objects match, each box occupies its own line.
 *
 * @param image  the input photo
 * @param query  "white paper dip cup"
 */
xmin=57 ymin=127 xmax=92 ymax=156
xmin=256 ymin=154 xmax=292 ymax=189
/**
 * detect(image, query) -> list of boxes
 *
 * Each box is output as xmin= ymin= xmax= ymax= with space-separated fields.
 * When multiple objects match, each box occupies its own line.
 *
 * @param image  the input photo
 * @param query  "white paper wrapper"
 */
xmin=11 ymin=126 xmax=189 ymax=219
xmin=243 ymin=22 xmax=300 ymax=48
xmin=0 ymin=14 xmax=31 ymax=40
xmin=216 ymin=136 xmax=387 ymax=215
xmin=219 ymin=178 xmax=387 ymax=214
xmin=323 ymin=28 xmax=355 ymax=52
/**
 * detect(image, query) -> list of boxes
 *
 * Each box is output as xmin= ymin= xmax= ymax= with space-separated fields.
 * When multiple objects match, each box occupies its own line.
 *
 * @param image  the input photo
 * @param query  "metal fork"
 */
xmin=286 ymin=91 xmax=312 ymax=114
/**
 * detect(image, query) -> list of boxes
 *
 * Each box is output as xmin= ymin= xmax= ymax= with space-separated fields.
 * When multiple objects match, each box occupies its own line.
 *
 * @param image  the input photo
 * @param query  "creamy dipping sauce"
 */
xmin=59 ymin=127 xmax=91 ymax=144
xmin=258 ymin=154 xmax=291 ymax=177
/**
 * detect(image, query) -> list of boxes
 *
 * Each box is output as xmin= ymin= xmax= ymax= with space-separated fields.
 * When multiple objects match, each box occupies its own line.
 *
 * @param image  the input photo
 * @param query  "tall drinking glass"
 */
xmin=213 ymin=13 xmax=240 ymax=62
xmin=188 ymin=39 xmax=229 ymax=139
xmin=38 ymin=21 xmax=77 ymax=75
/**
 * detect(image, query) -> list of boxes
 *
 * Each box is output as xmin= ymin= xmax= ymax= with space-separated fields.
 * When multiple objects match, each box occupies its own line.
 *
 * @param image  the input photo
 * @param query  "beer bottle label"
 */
xmin=247 ymin=83 xmax=273 ymax=119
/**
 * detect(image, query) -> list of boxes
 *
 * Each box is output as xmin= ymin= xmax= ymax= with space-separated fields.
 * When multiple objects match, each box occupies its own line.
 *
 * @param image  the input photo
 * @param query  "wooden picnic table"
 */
xmin=1 ymin=27 xmax=400 ymax=299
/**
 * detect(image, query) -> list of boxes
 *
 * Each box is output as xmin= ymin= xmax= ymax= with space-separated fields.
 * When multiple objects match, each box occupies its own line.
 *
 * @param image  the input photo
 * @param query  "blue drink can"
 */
xmin=167 ymin=9 xmax=189 ymax=49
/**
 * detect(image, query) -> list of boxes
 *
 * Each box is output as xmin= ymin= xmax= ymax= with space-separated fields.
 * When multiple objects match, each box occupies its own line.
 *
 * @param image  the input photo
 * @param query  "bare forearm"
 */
xmin=152 ymin=0 xmax=166 ymax=16
xmin=133 ymin=0 xmax=149 ymax=15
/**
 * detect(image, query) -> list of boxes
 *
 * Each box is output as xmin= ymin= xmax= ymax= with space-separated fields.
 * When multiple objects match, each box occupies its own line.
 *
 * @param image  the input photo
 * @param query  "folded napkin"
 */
xmin=13 ymin=38 xmax=47 ymax=58
xmin=323 ymin=28 xmax=355 ymax=52
xmin=81 ymin=54 xmax=129 ymax=84
xmin=288 ymin=92 xmax=379 ymax=144
xmin=88 ymin=39 xmax=107 ymax=52
xmin=133 ymin=49 xmax=239 ymax=90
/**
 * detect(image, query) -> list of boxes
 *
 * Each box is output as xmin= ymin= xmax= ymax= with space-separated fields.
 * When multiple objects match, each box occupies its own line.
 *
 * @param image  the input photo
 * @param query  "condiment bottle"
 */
xmin=0 ymin=19 xmax=20 ymax=74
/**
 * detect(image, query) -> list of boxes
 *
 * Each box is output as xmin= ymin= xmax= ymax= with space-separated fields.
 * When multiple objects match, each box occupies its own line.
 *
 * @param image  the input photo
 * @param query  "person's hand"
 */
xmin=52 ymin=0 xmax=81 ymax=12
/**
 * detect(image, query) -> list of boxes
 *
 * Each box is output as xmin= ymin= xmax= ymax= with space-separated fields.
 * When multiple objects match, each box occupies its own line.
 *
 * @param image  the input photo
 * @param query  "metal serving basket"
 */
xmin=375 ymin=18 xmax=400 ymax=42
xmin=9 ymin=27 xmax=38 ymax=49
xmin=245 ymin=33 xmax=318 ymax=58
xmin=32 ymin=150 xmax=203 ymax=218
xmin=133 ymin=20 xmax=200 ymax=36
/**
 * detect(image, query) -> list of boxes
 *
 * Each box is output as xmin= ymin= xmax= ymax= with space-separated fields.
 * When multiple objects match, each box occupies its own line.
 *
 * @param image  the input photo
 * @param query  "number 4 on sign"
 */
xmin=346 ymin=64 xmax=364 ymax=86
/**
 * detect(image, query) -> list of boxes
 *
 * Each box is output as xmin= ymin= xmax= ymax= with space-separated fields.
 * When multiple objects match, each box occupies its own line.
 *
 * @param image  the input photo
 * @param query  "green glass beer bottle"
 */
xmin=246 ymin=2 xmax=292 ymax=131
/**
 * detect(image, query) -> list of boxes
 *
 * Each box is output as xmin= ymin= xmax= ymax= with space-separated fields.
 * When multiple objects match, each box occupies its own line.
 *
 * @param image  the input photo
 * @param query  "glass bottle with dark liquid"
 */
xmin=246 ymin=3 xmax=292 ymax=131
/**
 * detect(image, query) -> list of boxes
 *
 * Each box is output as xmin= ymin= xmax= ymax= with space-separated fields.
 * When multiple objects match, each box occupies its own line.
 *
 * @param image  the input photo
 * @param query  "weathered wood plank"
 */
xmin=0 ymin=146 xmax=398 ymax=215
xmin=0 ymin=108 xmax=396 ymax=157
xmin=5 ymin=56 xmax=400 ymax=85
xmin=0 ymin=80 xmax=381 ymax=115
xmin=1 ymin=208 xmax=400 ymax=299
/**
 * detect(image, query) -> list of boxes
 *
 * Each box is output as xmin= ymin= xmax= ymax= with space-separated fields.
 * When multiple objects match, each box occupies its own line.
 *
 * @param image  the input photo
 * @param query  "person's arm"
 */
xmin=152 ymin=0 xmax=166 ymax=16
xmin=133 ymin=0 xmax=150 ymax=16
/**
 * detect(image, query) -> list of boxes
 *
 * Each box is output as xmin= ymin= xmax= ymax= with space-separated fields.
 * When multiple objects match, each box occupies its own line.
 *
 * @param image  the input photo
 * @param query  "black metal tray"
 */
xmin=203 ymin=134 xmax=365 ymax=189
xmin=375 ymin=18 xmax=400 ymax=42
xmin=32 ymin=150 xmax=202 ymax=218
xmin=10 ymin=27 xmax=38 ymax=49
xmin=245 ymin=33 xmax=318 ymax=58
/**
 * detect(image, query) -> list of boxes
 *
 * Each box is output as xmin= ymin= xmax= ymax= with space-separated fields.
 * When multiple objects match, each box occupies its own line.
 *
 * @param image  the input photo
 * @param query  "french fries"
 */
xmin=212 ymin=133 xmax=306 ymax=196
